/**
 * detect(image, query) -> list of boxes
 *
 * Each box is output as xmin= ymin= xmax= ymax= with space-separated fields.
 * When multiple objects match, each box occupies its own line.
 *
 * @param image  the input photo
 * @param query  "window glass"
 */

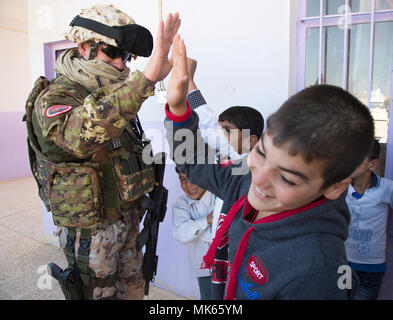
xmin=306 ymin=0 xmax=321 ymax=17
xmin=305 ymin=26 xmax=344 ymax=87
xmin=306 ymin=0 xmax=393 ymax=17
xmin=306 ymin=0 xmax=373 ymax=16
xmin=351 ymin=0 xmax=372 ymax=12
xmin=305 ymin=28 xmax=321 ymax=86
xmin=371 ymin=21 xmax=393 ymax=142
xmin=324 ymin=26 xmax=345 ymax=86
xmin=376 ymin=0 xmax=393 ymax=10
xmin=326 ymin=0 xmax=346 ymax=15
xmin=348 ymin=23 xmax=370 ymax=103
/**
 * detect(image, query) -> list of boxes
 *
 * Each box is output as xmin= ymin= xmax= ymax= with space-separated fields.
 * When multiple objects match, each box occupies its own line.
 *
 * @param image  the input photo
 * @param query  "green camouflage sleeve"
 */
xmin=46 ymin=70 xmax=155 ymax=158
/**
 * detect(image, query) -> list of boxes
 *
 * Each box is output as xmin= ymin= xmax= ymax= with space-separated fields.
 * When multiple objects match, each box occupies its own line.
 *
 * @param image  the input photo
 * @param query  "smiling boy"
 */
xmin=165 ymin=35 xmax=374 ymax=299
xmin=172 ymin=169 xmax=214 ymax=299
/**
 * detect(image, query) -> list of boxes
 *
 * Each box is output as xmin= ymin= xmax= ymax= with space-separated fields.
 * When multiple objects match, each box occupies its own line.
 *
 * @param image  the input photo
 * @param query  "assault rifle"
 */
xmin=135 ymin=152 xmax=168 ymax=295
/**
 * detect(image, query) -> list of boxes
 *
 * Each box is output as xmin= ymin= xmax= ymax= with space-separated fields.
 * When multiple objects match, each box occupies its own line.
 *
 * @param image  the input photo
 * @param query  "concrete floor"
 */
xmin=0 ymin=177 xmax=185 ymax=300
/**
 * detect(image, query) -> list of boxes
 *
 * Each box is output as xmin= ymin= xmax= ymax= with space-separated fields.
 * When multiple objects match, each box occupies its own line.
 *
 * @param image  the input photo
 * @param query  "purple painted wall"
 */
xmin=0 ymin=111 xmax=32 ymax=181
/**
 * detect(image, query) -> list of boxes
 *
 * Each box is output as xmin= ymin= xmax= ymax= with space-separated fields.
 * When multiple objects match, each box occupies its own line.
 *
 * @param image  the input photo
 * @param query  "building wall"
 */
xmin=0 ymin=0 xmax=32 ymax=181
xmin=28 ymin=0 xmax=298 ymax=119
xmin=25 ymin=0 xmax=297 ymax=298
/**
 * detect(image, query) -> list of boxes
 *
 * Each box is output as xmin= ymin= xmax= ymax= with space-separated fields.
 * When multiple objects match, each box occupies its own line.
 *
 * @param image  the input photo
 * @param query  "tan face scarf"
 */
xmin=54 ymin=48 xmax=130 ymax=92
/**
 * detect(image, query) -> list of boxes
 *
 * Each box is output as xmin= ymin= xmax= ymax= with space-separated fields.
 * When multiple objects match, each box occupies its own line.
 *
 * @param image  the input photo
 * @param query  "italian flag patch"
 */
xmin=45 ymin=105 xmax=72 ymax=118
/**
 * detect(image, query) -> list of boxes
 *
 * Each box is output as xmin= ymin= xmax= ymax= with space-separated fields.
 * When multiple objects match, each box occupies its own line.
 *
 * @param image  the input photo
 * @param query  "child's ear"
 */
xmin=369 ymin=159 xmax=379 ymax=172
xmin=323 ymin=178 xmax=351 ymax=200
xmin=249 ymin=135 xmax=259 ymax=150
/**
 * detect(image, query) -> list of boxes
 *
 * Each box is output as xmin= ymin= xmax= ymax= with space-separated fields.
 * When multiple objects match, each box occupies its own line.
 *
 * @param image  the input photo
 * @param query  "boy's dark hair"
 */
xmin=266 ymin=85 xmax=375 ymax=190
xmin=218 ymin=106 xmax=264 ymax=139
xmin=368 ymin=139 xmax=381 ymax=160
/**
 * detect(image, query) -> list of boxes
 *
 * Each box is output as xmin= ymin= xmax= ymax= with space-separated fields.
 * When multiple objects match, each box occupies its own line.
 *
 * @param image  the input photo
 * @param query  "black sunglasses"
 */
xmin=100 ymin=44 xmax=132 ymax=62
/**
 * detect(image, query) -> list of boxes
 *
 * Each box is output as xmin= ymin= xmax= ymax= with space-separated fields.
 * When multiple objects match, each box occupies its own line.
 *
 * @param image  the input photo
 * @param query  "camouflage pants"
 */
xmin=58 ymin=209 xmax=144 ymax=300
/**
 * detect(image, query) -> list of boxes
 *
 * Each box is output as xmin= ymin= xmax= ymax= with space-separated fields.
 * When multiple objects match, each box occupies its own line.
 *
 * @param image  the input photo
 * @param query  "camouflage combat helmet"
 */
xmin=65 ymin=4 xmax=135 ymax=48
xmin=65 ymin=4 xmax=153 ymax=60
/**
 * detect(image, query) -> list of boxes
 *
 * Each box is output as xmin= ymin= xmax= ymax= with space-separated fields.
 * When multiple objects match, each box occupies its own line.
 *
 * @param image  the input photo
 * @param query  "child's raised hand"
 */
xmin=187 ymin=58 xmax=198 ymax=92
xmin=187 ymin=58 xmax=197 ymax=80
xmin=167 ymin=34 xmax=189 ymax=115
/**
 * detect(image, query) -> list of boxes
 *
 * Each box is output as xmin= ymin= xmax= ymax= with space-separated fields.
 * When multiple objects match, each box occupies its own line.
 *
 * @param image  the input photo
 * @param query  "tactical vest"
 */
xmin=23 ymin=76 xmax=156 ymax=229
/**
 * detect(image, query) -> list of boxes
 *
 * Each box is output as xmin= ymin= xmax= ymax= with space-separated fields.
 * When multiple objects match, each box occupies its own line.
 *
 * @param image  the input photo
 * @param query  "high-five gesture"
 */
xmin=143 ymin=13 xmax=181 ymax=83
xmin=167 ymin=34 xmax=189 ymax=115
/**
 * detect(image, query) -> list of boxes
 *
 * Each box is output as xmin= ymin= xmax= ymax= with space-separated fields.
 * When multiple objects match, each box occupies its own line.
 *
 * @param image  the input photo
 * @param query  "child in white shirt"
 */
xmin=345 ymin=139 xmax=393 ymax=299
xmin=172 ymin=168 xmax=214 ymax=299
xmin=186 ymin=58 xmax=264 ymax=239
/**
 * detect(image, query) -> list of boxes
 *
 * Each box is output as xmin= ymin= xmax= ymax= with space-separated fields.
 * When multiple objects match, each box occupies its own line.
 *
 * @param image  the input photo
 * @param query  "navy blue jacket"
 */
xmin=165 ymin=105 xmax=351 ymax=300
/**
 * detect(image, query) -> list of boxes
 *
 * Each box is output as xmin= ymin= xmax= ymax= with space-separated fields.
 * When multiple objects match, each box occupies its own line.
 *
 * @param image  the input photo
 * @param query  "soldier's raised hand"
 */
xmin=143 ymin=13 xmax=181 ymax=83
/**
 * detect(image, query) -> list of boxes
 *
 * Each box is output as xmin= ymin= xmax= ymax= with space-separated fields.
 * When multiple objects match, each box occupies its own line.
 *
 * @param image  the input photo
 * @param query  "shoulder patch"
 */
xmin=247 ymin=255 xmax=268 ymax=285
xmin=45 ymin=105 xmax=72 ymax=118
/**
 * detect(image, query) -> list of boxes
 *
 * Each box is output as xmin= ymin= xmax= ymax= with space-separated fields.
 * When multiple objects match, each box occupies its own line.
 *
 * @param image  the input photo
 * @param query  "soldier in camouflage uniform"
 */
xmin=25 ymin=4 xmax=180 ymax=300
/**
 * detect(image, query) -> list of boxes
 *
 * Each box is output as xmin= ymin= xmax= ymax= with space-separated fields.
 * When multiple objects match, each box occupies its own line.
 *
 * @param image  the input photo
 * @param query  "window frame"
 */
xmin=43 ymin=40 xmax=76 ymax=80
xmin=296 ymin=0 xmax=393 ymax=179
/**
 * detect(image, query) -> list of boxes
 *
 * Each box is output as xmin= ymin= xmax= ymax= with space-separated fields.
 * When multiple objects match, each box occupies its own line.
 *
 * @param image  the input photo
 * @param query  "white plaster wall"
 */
xmin=28 ymin=0 xmax=297 ymax=121
xmin=0 ymin=0 xmax=30 ymax=112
